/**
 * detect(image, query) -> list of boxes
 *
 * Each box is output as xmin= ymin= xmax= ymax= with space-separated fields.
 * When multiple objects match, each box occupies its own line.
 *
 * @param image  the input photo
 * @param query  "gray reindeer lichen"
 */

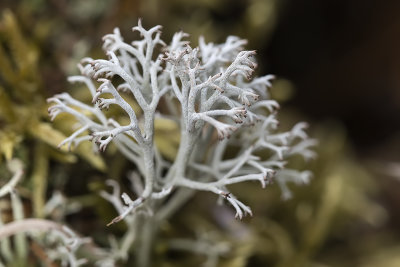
xmin=47 ymin=20 xmax=315 ymax=265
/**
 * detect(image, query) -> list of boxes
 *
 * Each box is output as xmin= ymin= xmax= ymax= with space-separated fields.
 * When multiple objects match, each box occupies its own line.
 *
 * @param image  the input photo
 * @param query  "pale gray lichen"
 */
xmin=48 ymin=20 xmax=316 ymax=227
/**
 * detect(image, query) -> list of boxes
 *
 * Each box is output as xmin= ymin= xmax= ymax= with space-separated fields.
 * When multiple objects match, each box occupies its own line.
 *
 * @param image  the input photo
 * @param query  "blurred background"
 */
xmin=1 ymin=0 xmax=400 ymax=266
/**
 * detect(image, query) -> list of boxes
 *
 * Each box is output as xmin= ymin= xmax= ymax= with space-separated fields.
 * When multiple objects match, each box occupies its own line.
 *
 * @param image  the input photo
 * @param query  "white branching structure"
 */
xmin=0 ymin=160 xmax=105 ymax=267
xmin=48 ymin=20 xmax=315 ymax=265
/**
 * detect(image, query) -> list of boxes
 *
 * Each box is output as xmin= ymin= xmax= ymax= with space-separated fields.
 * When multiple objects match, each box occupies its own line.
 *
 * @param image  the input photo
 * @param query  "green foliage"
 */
xmin=0 ymin=10 xmax=106 ymax=227
xmin=0 ymin=9 xmax=106 ymax=169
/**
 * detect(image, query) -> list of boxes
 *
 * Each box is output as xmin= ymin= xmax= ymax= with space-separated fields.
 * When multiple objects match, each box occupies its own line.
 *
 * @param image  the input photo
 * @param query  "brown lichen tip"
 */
xmin=221 ymin=192 xmax=231 ymax=199
xmin=106 ymin=215 xmax=122 ymax=226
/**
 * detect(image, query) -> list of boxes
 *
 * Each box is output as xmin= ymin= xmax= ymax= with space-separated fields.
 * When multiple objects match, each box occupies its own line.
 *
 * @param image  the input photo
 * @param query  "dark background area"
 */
xmin=265 ymin=0 xmax=400 ymax=150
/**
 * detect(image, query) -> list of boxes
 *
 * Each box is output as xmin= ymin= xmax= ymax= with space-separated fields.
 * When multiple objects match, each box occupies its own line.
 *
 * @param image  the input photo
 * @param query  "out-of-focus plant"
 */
xmin=0 ymin=10 xmax=106 ymax=219
xmin=0 ymin=159 xmax=116 ymax=266
xmin=271 ymin=123 xmax=386 ymax=267
xmin=0 ymin=9 xmax=106 ymax=168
